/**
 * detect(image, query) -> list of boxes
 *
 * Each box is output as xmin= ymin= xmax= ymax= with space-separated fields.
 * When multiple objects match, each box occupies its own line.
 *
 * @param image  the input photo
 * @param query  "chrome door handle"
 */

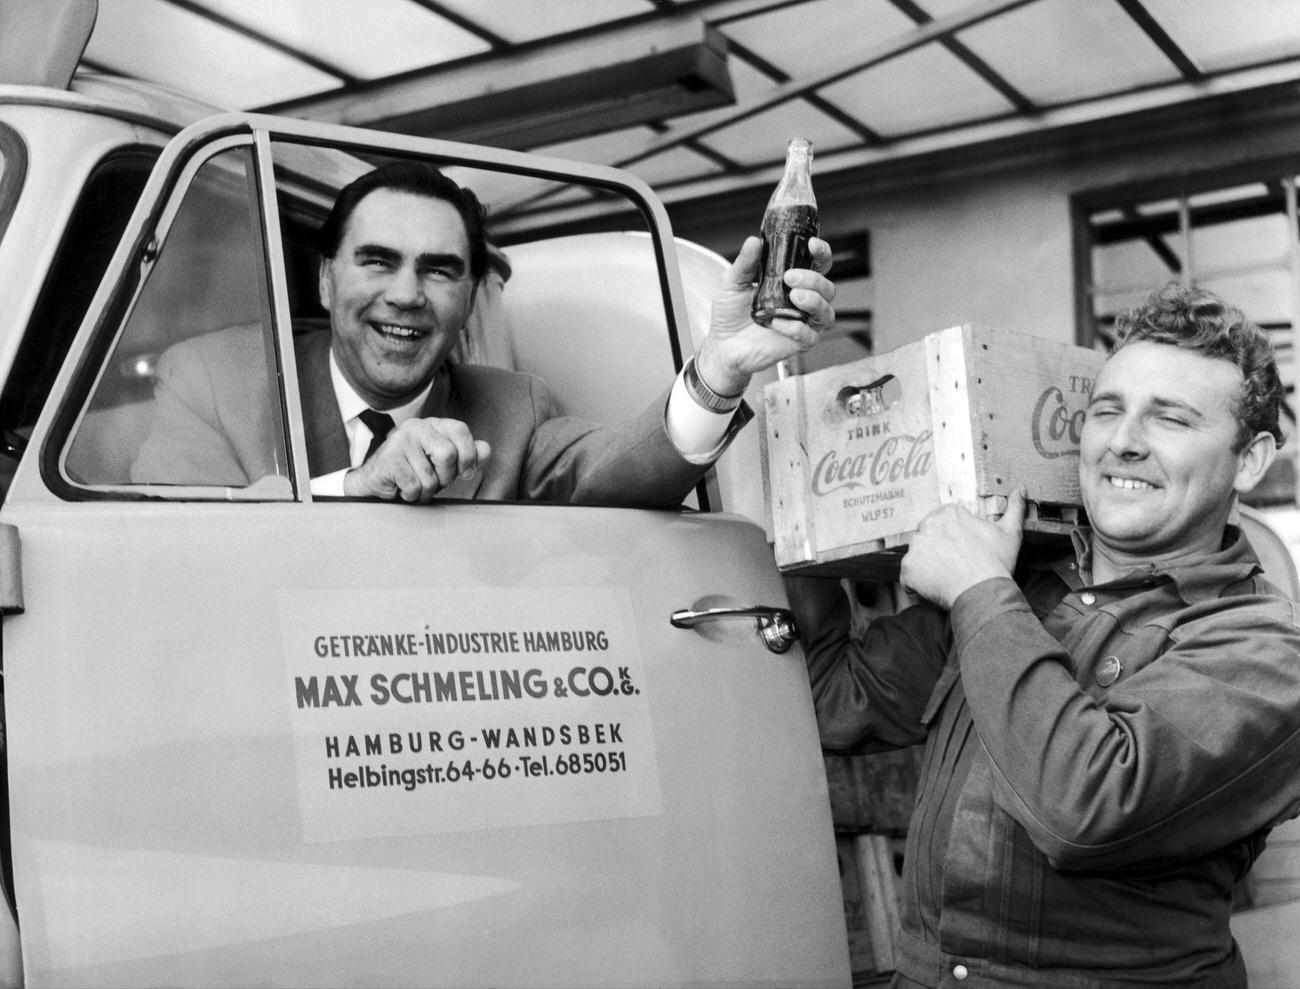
xmin=670 ymin=605 xmax=800 ymax=654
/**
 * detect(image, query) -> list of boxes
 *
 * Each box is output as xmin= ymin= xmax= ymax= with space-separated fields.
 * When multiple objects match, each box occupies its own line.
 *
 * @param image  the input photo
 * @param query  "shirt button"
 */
xmin=953 ymin=964 xmax=969 ymax=980
xmin=1080 ymin=592 xmax=1096 ymax=605
xmin=1096 ymin=655 xmax=1123 ymax=687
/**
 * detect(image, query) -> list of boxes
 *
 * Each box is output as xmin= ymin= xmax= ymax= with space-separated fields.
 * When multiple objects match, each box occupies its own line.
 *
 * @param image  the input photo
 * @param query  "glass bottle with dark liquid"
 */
xmin=751 ymin=137 xmax=818 ymax=326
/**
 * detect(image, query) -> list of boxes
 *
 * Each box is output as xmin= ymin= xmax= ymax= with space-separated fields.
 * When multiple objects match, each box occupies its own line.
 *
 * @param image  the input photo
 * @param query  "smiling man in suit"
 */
xmin=132 ymin=161 xmax=835 ymax=506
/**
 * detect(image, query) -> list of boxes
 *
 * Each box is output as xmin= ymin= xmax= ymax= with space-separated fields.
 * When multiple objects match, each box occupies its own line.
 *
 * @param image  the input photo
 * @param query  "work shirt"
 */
xmin=802 ymin=526 xmax=1300 ymax=988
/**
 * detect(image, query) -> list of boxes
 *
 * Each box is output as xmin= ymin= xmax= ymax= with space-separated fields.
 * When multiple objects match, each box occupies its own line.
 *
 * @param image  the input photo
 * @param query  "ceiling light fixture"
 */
xmin=264 ymin=17 xmax=735 ymax=151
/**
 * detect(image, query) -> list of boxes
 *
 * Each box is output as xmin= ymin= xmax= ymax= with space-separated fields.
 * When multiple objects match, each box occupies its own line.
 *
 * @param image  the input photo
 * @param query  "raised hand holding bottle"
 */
xmin=751 ymin=137 xmax=818 ymax=326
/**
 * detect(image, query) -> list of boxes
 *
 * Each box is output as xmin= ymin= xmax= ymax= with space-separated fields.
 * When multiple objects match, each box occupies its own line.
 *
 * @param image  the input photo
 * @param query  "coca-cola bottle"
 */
xmin=751 ymin=137 xmax=818 ymax=326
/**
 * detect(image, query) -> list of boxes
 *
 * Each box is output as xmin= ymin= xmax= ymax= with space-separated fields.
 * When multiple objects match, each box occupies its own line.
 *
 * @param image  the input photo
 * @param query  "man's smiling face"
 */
xmin=320 ymin=188 xmax=476 ymax=410
xmin=1080 ymin=340 xmax=1259 ymax=568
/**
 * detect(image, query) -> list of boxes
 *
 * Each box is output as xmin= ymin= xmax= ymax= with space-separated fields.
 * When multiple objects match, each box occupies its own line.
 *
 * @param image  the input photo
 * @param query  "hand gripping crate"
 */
xmin=761 ymin=324 xmax=1106 ymax=579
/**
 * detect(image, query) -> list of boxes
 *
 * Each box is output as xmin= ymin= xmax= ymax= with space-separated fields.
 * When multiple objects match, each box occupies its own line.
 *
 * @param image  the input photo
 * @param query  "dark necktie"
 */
xmin=358 ymin=408 xmax=395 ymax=462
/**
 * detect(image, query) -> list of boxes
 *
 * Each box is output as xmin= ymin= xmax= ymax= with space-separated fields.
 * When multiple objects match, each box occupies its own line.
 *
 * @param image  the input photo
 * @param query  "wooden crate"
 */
xmin=761 ymin=324 xmax=1106 ymax=578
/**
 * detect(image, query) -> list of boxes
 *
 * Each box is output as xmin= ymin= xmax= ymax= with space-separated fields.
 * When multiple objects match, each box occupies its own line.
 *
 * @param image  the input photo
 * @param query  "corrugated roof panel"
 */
xmin=68 ymin=0 xmax=1300 ymax=207
xmin=1143 ymin=0 xmax=1300 ymax=72
xmin=88 ymin=0 xmax=339 ymax=106
xmin=722 ymin=0 xmax=917 ymax=77
xmin=623 ymin=145 xmax=731 ymax=189
xmin=443 ymin=168 xmax=589 ymax=222
xmin=697 ymin=99 xmax=865 ymax=168
xmin=531 ymin=124 xmax=654 ymax=163
xmin=820 ymin=42 xmax=1017 ymax=137
xmin=195 ymin=0 xmax=492 ymax=79
xmin=646 ymin=59 xmax=859 ymax=172
xmin=531 ymin=124 xmax=729 ymax=189
xmin=934 ymin=0 xmax=1179 ymax=105
xmin=431 ymin=0 xmax=653 ymax=44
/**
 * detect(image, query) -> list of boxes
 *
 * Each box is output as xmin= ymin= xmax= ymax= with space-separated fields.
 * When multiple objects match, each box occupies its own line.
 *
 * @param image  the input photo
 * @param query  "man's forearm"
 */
xmin=797 ymin=579 xmax=950 ymax=752
xmin=953 ymin=579 xmax=1300 ymax=871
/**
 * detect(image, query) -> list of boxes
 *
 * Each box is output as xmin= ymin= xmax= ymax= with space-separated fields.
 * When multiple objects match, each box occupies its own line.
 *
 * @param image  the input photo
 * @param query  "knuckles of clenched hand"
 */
xmin=346 ymin=416 xmax=489 ymax=502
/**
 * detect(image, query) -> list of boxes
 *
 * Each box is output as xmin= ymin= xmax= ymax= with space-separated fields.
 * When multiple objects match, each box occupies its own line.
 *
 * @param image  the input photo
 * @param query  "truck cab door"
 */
xmin=0 ymin=114 xmax=849 ymax=987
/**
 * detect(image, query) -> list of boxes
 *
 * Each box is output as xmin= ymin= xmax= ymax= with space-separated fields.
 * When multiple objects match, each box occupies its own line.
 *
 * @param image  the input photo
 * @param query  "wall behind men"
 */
xmin=664 ymin=86 xmax=1300 ymax=358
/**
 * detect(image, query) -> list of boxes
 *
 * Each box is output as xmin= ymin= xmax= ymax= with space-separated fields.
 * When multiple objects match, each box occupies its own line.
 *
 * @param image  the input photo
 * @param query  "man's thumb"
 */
xmin=725 ymin=236 xmax=762 ymax=288
xmin=999 ymin=485 xmax=1028 ymax=531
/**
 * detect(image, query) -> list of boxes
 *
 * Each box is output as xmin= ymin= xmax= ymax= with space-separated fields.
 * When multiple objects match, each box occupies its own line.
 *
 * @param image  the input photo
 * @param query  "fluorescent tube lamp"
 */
xmin=269 ymin=18 xmax=735 ymax=151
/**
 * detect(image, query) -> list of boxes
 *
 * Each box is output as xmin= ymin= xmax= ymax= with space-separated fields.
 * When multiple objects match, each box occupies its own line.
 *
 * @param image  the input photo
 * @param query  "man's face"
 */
xmin=1080 ymin=340 xmax=1269 ymax=566
xmin=319 ymin=188 xmax=477 ymax=410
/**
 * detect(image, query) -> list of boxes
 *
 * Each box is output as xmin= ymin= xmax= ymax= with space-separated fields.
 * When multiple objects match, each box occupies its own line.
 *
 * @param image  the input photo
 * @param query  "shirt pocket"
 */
xmin=1067 ymin=608 xmax=1171 ymax=700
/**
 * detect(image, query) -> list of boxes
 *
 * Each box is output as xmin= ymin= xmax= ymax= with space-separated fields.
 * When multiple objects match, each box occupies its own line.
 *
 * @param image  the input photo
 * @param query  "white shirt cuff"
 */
xmin=666 ymin=369 xmax=737 ymax=465
xmin=310 ymin=468 xmax=348 ymax=497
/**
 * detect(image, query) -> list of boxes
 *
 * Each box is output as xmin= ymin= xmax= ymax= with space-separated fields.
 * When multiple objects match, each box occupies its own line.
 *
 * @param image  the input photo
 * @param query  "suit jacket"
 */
xmin=131 ymin=325 xmax=723 ymax=507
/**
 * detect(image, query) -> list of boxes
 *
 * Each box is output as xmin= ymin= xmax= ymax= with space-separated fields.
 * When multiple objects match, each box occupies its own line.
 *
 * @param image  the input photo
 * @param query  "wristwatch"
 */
xmin=683 ymin=356 xmax=744 ymax=414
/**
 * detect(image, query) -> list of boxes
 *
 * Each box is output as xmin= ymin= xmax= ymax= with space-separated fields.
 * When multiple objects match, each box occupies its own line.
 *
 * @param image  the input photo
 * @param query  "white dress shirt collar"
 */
xmin=329 ymin=348 xmax=435 ymax=466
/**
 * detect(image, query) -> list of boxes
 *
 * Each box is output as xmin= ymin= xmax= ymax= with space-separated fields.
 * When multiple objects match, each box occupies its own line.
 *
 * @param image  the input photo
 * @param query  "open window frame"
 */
xmin=32 ymin=113 xmax=717 ymax=510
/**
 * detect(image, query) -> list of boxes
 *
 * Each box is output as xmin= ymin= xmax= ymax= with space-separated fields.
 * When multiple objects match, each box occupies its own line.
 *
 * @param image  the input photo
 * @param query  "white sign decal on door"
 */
xmin=278 ymin=586 xmax=661 ymax=843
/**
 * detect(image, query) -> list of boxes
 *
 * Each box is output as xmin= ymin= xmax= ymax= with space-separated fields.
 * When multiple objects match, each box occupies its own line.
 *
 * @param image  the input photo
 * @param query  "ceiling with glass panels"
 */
xmin=77 ymin=0 xmax=1300 ymax=209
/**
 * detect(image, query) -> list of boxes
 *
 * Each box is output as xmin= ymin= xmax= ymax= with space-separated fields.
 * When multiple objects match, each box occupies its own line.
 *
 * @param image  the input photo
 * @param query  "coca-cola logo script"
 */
xmin=811 ymin=431 xmax=934 ymax=496
xmin=1031 ymin=383 xmax=1091 ymax=459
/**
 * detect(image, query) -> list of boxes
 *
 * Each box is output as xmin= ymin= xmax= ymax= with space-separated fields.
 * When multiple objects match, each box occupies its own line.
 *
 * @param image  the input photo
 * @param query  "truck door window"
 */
xmin=268 ymin=139 xmax=692 ymax=507
xmin=47 ymin=125 xmax=705 ymax=508
xmin=61 ymin=144 xmax=292 ymax=498
xmin=276 ymin=149 xmax=682 ymax=433
xmin=0 ymin=147 xmax=155 ymax=498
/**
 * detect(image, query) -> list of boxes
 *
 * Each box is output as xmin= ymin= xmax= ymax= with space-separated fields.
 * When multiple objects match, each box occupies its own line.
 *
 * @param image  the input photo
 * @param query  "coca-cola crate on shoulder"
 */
xmin=761 ymin=324 xmax=1106 ymax=579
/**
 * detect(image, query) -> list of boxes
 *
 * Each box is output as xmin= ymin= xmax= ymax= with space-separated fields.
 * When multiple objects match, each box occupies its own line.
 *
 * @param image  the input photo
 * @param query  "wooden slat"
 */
xmin=855 ymin=834 xmax=901 ymax=973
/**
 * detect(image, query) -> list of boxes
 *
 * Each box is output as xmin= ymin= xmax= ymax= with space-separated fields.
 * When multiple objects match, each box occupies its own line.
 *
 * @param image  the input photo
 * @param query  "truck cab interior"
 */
xmin=30 ymin=129 xmax=764 ymax=521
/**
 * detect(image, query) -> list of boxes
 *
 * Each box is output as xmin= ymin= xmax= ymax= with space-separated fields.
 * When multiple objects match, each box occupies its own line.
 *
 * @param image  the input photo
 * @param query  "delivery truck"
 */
xmin=0 ymin=4 xmax=849 ymax=985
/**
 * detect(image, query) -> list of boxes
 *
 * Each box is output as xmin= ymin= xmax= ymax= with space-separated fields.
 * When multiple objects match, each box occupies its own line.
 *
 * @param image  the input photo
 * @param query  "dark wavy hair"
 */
xmin=1112 ymin=282 xmax=1285 ymax=451
xmin=317 ymin=160 xmax=489 ymax=282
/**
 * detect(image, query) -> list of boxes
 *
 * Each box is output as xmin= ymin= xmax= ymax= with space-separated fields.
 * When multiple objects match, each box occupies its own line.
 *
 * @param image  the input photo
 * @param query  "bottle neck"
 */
xmin=771 ymin=146 xmax=814 ymax=206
